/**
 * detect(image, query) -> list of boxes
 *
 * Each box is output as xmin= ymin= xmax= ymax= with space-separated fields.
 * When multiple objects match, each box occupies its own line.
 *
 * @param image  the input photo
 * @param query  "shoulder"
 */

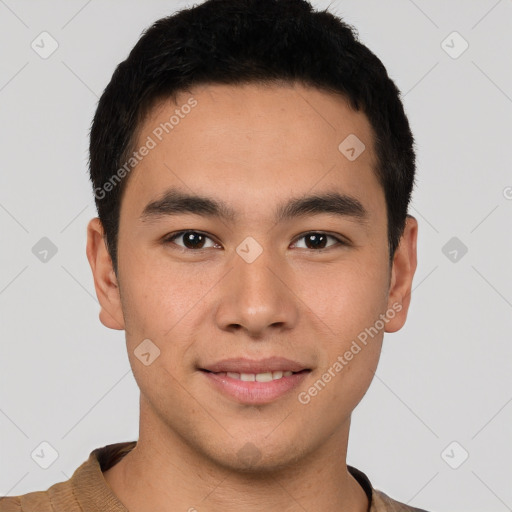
xmin=0 ymin=495 xmax=22 ymax=512
xmin=0 ymin=478 xmax=80 ymax=512
xmin=0 ymin=441 xmax=136 ymax=512
xmin=0 ymin=491 xmax=52 ymax=512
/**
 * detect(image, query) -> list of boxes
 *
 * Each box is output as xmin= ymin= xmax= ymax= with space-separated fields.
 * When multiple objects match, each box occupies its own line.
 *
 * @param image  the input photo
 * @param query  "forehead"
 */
xmin=121 ymin=82 xmax=383 ymax=223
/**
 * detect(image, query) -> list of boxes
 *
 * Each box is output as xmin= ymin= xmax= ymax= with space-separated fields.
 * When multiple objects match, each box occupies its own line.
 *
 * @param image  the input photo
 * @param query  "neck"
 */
xmin=103 ymin=398 xmax=369 ymax=512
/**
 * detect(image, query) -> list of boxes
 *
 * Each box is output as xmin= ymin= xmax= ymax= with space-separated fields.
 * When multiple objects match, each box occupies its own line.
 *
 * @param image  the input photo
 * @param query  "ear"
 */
xmin=385 ymin=215 xmax=418 ymax=333
xmin=86 ymin=217 xmax=125 ymax=330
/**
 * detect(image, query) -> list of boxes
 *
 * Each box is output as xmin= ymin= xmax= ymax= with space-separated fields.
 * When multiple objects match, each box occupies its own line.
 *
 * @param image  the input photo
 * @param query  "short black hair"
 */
xmin=89 ymin=0 xmax=416 ymax=276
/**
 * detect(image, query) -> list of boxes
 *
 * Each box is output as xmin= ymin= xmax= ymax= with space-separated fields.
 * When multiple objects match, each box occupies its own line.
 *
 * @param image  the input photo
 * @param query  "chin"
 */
xmin=200 ymin=435 xmax=310 ymax=476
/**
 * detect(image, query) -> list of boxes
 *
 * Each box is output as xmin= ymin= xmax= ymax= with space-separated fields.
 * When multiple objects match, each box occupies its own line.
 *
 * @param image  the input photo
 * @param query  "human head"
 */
xmin=88 ymin=0 xmax=416 ymax=276
xmin=85 ymin=0 xmax=418 ymax=478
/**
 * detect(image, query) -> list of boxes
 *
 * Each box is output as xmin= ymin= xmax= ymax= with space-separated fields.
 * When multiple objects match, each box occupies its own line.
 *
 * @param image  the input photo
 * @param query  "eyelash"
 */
xmin=162 ymin=230 xmax=348 ymax=252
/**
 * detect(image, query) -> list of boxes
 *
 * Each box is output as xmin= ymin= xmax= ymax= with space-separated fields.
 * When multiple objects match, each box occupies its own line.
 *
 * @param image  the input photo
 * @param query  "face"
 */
xmin=87 ymin=83 xmax=417 ymax=472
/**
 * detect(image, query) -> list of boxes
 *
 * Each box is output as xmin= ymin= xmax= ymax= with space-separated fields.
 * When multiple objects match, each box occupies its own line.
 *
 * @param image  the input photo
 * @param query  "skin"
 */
xmin=86 ymin=82 xmax=418 ymax=512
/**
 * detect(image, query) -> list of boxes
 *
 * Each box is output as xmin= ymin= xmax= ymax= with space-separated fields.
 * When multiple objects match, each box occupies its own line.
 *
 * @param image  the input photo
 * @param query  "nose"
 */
xmin=214 ymin=248 xmax=299 ymax=338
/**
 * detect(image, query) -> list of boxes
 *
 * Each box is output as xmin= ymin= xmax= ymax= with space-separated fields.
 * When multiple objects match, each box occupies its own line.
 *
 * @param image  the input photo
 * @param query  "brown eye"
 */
xmin=293 ymin=232 xmax=343 ymax=250
xmin=305 ymin=233 xmax=327 ymax=249
xmin=165 ymin=231 xmax=218 ymax=250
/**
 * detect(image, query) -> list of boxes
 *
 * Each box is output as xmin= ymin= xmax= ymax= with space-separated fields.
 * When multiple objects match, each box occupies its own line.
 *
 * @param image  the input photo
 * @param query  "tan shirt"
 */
xmin=0 ymin=441 xmax=430 ymax=511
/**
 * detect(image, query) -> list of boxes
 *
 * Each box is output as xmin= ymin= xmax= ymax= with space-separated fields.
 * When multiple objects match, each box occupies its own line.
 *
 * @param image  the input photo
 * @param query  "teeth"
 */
xmin=255 ymin=372 xmax=273 ymax=382
xmin=220 ymin=370 xmax=295 ymax=381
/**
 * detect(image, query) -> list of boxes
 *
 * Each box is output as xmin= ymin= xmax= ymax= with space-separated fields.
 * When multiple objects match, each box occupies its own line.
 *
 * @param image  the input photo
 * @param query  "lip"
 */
xmin=200 ymin=356 xmax=309 ymax=374
xmin=201 ymin=369 xmax=310 ymax=405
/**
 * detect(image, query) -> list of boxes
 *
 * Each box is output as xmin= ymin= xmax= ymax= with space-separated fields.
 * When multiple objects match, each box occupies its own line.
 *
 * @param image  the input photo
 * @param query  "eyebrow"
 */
xmin=140 ymin=189 xmax=369 ymax=224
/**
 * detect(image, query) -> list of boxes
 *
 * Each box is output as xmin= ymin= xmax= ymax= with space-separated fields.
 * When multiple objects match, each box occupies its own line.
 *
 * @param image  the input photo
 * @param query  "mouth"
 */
xmin=198 ymin=358 xmax=311 ymax=404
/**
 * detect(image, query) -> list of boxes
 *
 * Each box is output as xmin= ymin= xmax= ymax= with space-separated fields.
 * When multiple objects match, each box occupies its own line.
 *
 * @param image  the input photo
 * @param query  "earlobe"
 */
xmin=86 ymin=217 xmax=125 ymax=330
xmin=385 ymin=215 xmax=418 ymax=333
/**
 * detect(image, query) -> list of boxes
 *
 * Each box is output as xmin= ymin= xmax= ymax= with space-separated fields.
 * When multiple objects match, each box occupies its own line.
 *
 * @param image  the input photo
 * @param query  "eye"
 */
xmin=163 ymin=230 xmax=346 ymax=252
xmin=292 ymin=232 xmax=345 ymax=250
xmin=163 ymin=231 xmax=220 ymax=250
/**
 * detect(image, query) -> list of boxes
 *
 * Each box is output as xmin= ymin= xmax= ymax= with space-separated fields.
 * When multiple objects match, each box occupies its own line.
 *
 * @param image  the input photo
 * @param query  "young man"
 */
xmin=1 ymin=0 xmax=427 ymax=510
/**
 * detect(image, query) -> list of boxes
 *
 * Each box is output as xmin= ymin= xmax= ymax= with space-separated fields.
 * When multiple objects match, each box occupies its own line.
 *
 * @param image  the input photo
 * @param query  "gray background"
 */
xmin=0 ymin=1 xmax=511 ymax=511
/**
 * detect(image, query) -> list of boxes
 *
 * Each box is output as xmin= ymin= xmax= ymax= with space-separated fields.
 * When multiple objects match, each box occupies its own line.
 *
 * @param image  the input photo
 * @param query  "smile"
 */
xmin=200 ymin=368 xmax=311 ymax=404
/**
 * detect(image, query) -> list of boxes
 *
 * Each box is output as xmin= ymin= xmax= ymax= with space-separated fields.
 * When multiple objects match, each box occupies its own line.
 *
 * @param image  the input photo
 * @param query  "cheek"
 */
xmin=292 ymin=254 xmax=390 ymax=340
xmin=118 ymin=254 xmax=219 ymax=388
xmin=119 ymin=253 xmax=209 ymax=335
xmin=291 ymin=254 xmax=388 ymax=410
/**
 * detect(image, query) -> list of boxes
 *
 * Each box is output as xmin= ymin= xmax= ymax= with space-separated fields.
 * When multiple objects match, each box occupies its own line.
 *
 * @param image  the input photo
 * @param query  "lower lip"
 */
xmin=200 ymin=370 xmax=310 ymax=405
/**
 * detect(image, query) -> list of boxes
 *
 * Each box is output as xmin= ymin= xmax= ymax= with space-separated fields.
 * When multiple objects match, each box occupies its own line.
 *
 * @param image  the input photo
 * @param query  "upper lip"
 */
xmin=200 ymin=357 xmax=309 ymax=374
